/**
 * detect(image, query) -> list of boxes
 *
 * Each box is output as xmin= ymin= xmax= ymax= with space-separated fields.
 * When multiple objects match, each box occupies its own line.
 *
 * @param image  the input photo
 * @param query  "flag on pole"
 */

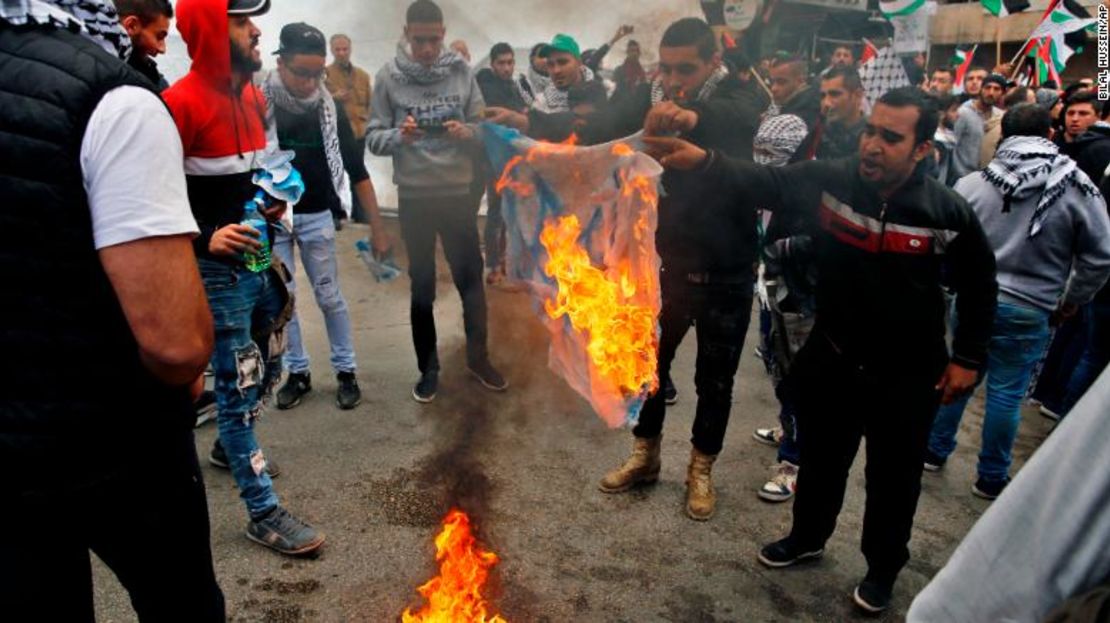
xmin=1029 ymin=37 xmax=1065 ymax=86
xmin=880 ymin=0 xmax=925 ymax=18
xmin=859 ymin=38 xmax=879 ymax=65
xmin=952 ymin=44 xmax=978 ymax=92
xmin=859 ymin=45 xmax=912 ymax=113
xmin=1024 ymin=0 xmax=1095 ymax=54
xmin=981 ymin=0 xmax=1029 ymax=17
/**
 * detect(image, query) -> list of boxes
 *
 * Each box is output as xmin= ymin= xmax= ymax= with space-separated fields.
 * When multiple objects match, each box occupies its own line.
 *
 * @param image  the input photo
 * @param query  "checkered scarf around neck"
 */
xmin=982 ymin=135 xmax=1100 ymax=237
xmin=260 ymin=69 xmax=349 ymax=214
xmin=0 ymin=0 xmax=131 ymax=60
xmin=543 ymin=65 xmax=596 ymax=113
xmin=390 ymin=41 xmax=468 ymax=86
xmin=650 ymin=65 xmax=729 ymax=106
xmin=753 ymin=113 xmax=808 ymax=167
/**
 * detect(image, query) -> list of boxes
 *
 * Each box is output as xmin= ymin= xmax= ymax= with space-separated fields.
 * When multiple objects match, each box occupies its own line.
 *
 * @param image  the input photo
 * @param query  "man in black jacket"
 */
xmin=591 ymin=17 xmax=764 ymax=522
xmin=645 ymin=87 xmax=997 ymax=613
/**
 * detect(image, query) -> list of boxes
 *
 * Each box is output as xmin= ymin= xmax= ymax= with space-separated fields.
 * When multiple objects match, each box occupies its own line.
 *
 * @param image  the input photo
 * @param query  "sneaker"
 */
xmin=853 ymin=578 xmax=893 ymax=614
xmin=336 ymin=371 xmax=361 ymax=410
xmin=1039 ymin=405 xmax=1061 ymax=422
xmin=194 ymin=390 xmax=218 ymax=428
xmin=247 ymin=506 xmax=325 ymax=556
xmin=972 ymin=477 xmax=1009 ymax=500
xmin=276 ymin=372 xmax=311 ymax=410
xmin=468 ymin=360 xmax=509 ymax=392
xmin=757 ymin=537 xmax=824 ymax=569
xmin=413 ymin=370 xmax=438 ymax=403
xmin=923 ymin=448 xmax=946 ymax=473
xmin=758 ymin=461 xmax=798 ymax=502
xmin=663 ymin=375 xmax=678 ymax=406
xmin=752 ymin=425 xmax=784 ymax=447
xmin=209 ymin=441 xmax=281 ymax=479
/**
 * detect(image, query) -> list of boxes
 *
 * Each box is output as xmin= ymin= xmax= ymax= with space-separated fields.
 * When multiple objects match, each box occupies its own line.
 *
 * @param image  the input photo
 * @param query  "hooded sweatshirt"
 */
xmin=955 ymin=136 xmax=1110 ymax=312
xmin=162 ymin=0 xmax=270 ymax=260
xmin=366 ymin=45 xmax=484 ymax=200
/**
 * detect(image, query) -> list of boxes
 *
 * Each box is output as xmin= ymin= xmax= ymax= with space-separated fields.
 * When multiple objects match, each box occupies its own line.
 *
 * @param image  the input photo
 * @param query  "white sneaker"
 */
xmin=758 ymin=461 xmax=798 ymax=502
xmin=752 ymin=425 xmax=784 ymax=447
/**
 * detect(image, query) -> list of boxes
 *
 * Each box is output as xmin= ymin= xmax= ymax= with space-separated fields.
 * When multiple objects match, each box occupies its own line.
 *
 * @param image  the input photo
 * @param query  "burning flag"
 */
xmin=483 ymin=123 xmax=663 ymax=427
xmin=402 ymin=510 xmax=507 ymax=623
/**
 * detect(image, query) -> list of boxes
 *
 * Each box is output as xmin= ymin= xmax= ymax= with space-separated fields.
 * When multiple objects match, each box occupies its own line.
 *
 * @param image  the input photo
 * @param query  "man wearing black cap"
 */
xmin=261 ymin=23 xmax=391 ymax=413
xmin=163 ymin=0 xmax=325 ymax=557
xmin=953 ymin=72 xmax=1004 ymax=179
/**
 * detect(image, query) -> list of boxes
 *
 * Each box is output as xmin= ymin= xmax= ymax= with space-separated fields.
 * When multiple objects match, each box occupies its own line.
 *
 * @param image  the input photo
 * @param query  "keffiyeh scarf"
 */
xmin=982 ymin=135 xmax=1100 ymax=237
xmin=260 ymin=70 xmax=351 ymax=216
xmin=0 ymin=0 xmax=130 ymax=60
xmin=650 ymin=65 xmax=729 ymax=106
xmin=390 ymin=42 xmax=468 ymax=86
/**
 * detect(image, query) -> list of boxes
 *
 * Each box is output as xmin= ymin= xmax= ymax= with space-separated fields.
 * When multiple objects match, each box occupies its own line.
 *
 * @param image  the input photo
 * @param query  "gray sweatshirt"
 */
xmin=952 ymin=100 xmax=1001 ymax=180
xmin=366 ymin=54 xmax=484 ymax=200
xmin=955 ymin=151 xmax=1110 ymax=312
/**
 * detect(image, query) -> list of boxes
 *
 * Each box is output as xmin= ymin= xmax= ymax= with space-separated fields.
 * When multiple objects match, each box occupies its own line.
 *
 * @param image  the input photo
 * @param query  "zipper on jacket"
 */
xmin=878 ymin=201 xmax=888 ymax=251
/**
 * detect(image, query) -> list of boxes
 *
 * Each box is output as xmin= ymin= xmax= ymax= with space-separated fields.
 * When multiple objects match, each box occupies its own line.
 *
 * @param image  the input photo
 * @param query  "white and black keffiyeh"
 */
xmin=649 ymin=65 xmax=729 ymax=106
xmin=982 ymin=135 xmax=1100 ymax=237
xmin=858 ymin=47 xmax=910 ymax=114
xmin=1 ymin=0 xmax=131 ymax=60
xmin=390 ymin=42 xmax=467 ymax=86
xmin=260 ymin=70 xmax=351 ymax=216
xmin=542 ymin=65 xmax=596 ymax=113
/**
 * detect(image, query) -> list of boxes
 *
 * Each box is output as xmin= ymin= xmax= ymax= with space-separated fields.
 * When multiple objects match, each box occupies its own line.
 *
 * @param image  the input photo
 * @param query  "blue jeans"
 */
xmin=273 ymin=211 xmax=357 ymax=375
xmin=199 ymin=258 xmax=283 ymax=518
xmin=1061 ymin=298 xmax=1110 ymax=415
xmin=928 ymin=301 xmax=1051 ymax=483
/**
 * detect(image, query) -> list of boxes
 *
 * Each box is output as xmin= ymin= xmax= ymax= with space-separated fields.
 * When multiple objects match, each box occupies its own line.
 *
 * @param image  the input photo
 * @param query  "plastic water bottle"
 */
xmin=242 ymin=190 xmax=271 ymax=273
xmin=355 ymin=238 xmax=401 ymax=283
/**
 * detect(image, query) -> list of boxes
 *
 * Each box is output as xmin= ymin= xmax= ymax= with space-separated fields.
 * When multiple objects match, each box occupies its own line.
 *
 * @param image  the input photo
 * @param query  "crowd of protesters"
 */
xmin=2 ymin=0 xmax=1109 ymax=620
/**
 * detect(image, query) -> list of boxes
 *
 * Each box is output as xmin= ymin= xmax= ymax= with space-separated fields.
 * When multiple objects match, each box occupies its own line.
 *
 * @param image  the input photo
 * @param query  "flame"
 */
xmin=539 ymin=214 xmax=659 ymax=397
xmin=402 ymin=510 xmax=507 ymax=623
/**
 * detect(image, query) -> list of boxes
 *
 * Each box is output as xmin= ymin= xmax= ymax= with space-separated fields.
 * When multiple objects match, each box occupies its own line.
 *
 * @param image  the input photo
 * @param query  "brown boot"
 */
xmin=599 ymin=435 xmax=662 ymax=493
xmin=686 ymin=447 xmax=718 ymax=520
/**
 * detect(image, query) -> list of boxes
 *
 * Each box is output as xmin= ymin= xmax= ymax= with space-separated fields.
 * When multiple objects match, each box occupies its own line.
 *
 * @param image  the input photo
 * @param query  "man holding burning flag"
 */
xmin=645 ymin=87 xmax=998 ymax=613
xmin=575 ymin=17 xmax=764 ymax=522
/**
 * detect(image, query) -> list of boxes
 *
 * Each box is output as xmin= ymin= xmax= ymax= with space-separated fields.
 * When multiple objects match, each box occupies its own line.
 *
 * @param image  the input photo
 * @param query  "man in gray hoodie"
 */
xmin=925 ymin=104 xmax=1110 ymax=499
xmin=367 ymin=0 xmax=506 ymax=403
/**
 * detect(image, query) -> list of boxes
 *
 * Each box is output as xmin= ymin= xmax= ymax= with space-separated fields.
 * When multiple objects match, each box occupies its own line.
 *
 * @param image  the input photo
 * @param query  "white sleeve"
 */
xmin=81 ymin=86 xmax=199 ymax=250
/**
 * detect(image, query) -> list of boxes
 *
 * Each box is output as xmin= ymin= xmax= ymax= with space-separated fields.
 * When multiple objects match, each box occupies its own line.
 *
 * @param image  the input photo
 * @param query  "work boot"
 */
xmin=685 ymin=447 xmax=718 ymax=521
xmin=598 ymin=435 xmax=662 ymax=493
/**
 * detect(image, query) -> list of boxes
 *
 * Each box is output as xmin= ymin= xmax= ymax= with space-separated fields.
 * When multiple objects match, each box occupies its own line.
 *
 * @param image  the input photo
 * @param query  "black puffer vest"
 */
xmin=0 ymin=24 xmax=194 ymax=497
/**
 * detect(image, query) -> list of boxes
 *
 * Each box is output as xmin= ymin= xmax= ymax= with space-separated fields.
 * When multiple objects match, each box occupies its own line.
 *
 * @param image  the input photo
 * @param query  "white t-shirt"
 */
xmin=80 ymin=86 xmax=198 ymax=250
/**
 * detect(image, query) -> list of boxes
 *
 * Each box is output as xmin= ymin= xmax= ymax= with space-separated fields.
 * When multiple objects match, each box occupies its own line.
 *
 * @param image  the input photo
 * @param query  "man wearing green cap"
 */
xmin=486 ymin=33 xmax=608 ymax=141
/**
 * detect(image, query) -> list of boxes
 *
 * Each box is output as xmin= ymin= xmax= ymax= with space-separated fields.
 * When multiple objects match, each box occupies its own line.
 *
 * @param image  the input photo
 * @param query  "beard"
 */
xmin=230 ymin=40 xmax=261 ymax=74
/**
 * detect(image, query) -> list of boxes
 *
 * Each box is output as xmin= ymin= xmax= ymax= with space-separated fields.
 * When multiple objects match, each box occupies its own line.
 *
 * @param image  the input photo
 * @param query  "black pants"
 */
xmin=787 ymin=334 xmax=942 ymax=584
xmin=399 ymin=194 xmax=489 ymax=373
xmin=1 ymin=431 xmax=224 ymax=622
xmin=633 ymin=274 xmax=754 ymax=455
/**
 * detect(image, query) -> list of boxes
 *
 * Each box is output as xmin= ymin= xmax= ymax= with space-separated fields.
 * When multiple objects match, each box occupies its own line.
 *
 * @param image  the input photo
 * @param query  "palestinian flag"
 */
xmin=952 ymin=44 xmax=978 ymax=92
xmin=859 ymin=38 xmax=879 ymax=65
xmin=880 ymin=0 xmax=925 ymax=18
xmin=1028 ymin=37 xmax=1065 ymax=86
xmin=981 ymin=0 xmax=1030 ymax=17
xmin=1023 ymin=0 xmax=1095 ymax=56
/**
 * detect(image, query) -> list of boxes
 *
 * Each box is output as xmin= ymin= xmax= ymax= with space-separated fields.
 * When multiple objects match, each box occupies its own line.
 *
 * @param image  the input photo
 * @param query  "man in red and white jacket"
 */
xmin=163 ymin=0 xmax=325 ymax=557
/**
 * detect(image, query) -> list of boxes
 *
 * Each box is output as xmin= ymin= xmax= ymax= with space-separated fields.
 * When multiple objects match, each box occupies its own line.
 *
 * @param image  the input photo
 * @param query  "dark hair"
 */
xmin=771 ymin=53 xmax=809 ymax=78
xmin=627 ymin=39 xmax=640 ymax=48
xmin=967 ymin=66 xmax=988 ymax=76
xmin=724 ymin=47 xmax=751 ymax=72
xmin=1001 ymin=103 xmax=1052 ymax=138
xmin=660 ymin=17 xmax=717 ymax=61
xmin=931 ymin=66 xmax=954 ymax=79
xmin=822 ymin=65 xmax=861 ymax=92
xmin=931 ymin=93 xmax=959 ymax=111
xmin=1003 ymin=86 xmax=1033 ymax=109
xmin=489 ymin=42 xmax=513 ymax=62
xmin=833 ymin=44 xmax=854 ymax=57
xmin=568 ymin=81 xmax=608 ymax=110
xmin=406 ymin=0 xmax=443 ymax=25
xmin=1062 ymin=81 xmax=1091 ymax=102
xmin=529 ymin=42 xmax=547 ymax=60
xmin=114 ymin=0 xmax=173 ymax=22
xmin=1063 ymin=89 xmax=1099 ymax=119
xmin=877 ymin=87 xmax=939 ymax=145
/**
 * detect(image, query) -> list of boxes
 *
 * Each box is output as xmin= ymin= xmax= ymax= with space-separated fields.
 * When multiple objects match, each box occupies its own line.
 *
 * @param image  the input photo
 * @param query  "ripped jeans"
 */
xmin=199 ymin=259 xmax=283 ymax=519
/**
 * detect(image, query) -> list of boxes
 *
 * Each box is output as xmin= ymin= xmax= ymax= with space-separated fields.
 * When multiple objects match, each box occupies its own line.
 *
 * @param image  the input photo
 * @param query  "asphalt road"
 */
xmin=93 ymin=221 xmax=1052 ymax=622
